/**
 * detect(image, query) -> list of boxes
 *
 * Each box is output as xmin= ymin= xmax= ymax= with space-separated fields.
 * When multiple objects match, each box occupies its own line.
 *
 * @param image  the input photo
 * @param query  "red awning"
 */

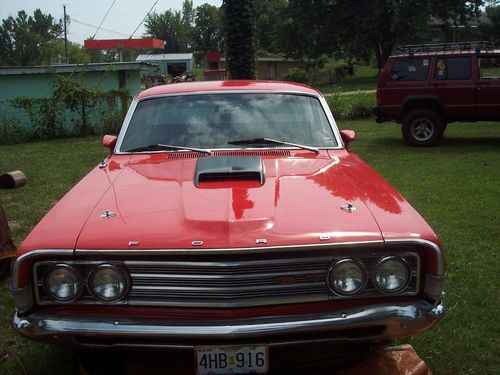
xmin=84 ymin=39 xmax=165 ymax=50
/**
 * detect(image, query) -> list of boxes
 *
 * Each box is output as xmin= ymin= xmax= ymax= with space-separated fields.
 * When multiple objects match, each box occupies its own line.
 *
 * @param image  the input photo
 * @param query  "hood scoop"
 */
xmin=194 ymin=156 xmax=265 ymax=186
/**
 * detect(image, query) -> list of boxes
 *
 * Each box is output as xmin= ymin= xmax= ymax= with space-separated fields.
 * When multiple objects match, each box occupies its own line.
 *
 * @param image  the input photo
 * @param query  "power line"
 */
xmin=129 ymin=0 xmax=159 ymax=39
xmin=71 ymin=18 xmax=129 ymax=37
xmin=93 ymin=0 xmax=118 ymax=39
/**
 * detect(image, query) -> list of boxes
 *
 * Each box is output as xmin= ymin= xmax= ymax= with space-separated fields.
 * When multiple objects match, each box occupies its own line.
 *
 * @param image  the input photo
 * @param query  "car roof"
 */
xmin=136 ymin=80 xmax=322 ymax=100
xmin=390 ymin=49 xmax=500 ymax=58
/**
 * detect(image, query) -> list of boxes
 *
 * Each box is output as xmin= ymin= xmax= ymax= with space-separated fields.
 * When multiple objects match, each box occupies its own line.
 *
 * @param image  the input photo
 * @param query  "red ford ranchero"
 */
xmin=11 ymin=81 xmax=444 ymax=374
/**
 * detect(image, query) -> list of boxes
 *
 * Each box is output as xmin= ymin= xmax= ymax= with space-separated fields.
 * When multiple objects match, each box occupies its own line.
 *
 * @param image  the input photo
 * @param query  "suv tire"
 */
xmin=402 ymin=109 xmax=445 ymax=147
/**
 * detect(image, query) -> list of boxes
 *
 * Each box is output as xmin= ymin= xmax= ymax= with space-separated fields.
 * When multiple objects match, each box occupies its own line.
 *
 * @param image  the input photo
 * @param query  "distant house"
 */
xmin=0 ymin=62 xmax=158 ymax=102
xmin=136 ymin=53 xmax=195 ymax=76
xmin=219 ymin=57 xmax=305 ymax=80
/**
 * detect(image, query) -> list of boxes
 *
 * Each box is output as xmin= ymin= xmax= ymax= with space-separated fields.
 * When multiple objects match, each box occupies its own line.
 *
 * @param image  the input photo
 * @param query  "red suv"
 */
xmin=374 ymin=42 xmax=500 ymax=146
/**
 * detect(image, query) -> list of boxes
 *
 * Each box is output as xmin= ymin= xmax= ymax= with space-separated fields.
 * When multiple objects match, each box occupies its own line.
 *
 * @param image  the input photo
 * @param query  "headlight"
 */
xmin=45 ymin=264 xmax=81 ymax=302
xmin=373 ymin=256 xmax=410 ymax=293
xmin=89 ymin=264 xmax=128 ymax=301
xmin=328 ymin=259 xmax=367 ymax=296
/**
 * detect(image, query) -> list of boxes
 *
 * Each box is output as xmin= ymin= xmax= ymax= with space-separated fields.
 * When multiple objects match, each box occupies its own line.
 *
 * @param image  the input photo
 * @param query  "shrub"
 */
xmin=280 ymin=68 xmax=310 ymax=84
xmin=326 ymin=91 xmax=375 ymax=120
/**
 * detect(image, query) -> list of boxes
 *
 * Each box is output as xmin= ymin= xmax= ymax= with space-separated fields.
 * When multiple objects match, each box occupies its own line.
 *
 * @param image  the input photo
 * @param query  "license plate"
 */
xmin=195 ymin=344 xmax=268 ymax=375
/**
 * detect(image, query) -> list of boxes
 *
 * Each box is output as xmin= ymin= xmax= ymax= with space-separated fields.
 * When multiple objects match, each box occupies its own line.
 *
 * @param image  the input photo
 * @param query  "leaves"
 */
xmin=0 ymin=9 xmax=62 ymax=66
xmin=222 ymin=0 xmax=257 ymax=79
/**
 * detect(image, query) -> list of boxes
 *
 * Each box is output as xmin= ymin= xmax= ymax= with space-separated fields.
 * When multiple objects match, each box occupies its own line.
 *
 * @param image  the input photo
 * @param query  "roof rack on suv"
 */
xmin=395 ymin=41 xmax=495 ymax=55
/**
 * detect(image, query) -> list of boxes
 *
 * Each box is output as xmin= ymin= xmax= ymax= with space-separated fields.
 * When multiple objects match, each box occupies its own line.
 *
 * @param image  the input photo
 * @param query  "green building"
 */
xmin=0 ymin=62 xmax=158 ymax=140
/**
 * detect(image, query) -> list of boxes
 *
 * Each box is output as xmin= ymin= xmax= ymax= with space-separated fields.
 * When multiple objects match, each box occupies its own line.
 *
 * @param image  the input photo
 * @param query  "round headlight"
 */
xmin=45 ymin=264 xmax=81 ymax=302
xmin=89 ymin=264 xmax=128 ymax=301
xmin=373 ymin=256 xmax=410 ymax=293
xmin=328 ymin=259 xmax=367 ymax=296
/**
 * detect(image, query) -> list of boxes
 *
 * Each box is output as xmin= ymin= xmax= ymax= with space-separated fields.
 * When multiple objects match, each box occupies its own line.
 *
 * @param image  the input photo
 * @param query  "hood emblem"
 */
xmin=340 ymin=203 xmax=356 ymax=212
xmin=100 ymin=210 xmax=117 ymax=219
xmin=256 ymin=239 xmax=267 ymax=244
xmin=192 ymin=241 xmax=204 ymax=246
xmin=319 ymin=234 xmax=330 ymax=241
xmin=128 ymin=241 xmax=140 ymax=246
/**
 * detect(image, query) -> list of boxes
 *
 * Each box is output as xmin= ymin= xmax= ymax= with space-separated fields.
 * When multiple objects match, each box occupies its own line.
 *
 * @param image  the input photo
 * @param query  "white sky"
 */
xmin=0 ymin=0 xmax=222 ymax=45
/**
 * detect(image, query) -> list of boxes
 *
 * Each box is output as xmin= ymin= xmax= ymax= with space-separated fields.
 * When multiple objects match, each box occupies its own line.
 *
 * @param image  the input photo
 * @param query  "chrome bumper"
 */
xmin=13 ymin=301 xmax=444 ymax=349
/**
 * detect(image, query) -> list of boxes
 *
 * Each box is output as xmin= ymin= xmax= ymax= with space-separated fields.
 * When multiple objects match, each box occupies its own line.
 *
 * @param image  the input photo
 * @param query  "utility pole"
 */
xmin=63 ymin=5 xmax=68 ymax=63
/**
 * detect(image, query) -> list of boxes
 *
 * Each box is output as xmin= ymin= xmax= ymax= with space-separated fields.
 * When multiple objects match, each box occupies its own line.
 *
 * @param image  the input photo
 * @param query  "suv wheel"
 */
xmin=402 ymin=109 xmax=445 ymax=147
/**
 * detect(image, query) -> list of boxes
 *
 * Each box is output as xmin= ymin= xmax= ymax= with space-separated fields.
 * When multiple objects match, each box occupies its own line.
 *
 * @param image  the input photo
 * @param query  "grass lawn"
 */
xmin=1 ymin=120 xmax=499 ymax=374
xmin=315 ymin=65 xmax=379 ymax=93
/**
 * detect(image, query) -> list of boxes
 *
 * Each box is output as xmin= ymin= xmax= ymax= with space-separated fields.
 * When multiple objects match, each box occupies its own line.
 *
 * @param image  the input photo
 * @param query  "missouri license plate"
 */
xmin=195 ymin=344 xmax=268 ymax=375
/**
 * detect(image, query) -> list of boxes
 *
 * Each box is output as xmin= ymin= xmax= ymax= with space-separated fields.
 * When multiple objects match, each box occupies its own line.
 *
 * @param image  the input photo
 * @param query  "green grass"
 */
xmin=1 ymin=121 xmax=500 ymax=374
xmin=316 ymin=65 xmax=379 ymax=93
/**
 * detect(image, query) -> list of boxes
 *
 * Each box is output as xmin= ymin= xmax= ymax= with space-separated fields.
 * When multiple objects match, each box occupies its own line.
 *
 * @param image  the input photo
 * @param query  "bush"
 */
xmin=326 ymin=91 xmax=375 ymax=120
xmin=0 ymin=109 xmax=33 ymax=145
xmin=280 ymin=68 xmax=310 ymax=84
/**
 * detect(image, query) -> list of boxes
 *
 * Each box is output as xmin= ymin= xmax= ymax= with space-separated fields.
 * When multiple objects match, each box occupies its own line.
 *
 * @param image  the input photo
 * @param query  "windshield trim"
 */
xmin=114 ymin=90 xmax=344 ymax=154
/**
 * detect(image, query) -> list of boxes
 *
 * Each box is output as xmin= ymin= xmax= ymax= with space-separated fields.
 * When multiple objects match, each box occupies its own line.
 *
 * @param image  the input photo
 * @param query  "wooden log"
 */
xmin=0 ymin=170 xmax=27 ymax=189
xmin=0 ymin=202 xmax=16 ymax=279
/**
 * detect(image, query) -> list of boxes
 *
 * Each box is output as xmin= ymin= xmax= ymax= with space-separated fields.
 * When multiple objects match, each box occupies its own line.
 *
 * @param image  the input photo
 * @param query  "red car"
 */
xmin=374 ymin=42 xmax=500 ymax=146
xmin=11 ymin=81 xmax=444 ymax=374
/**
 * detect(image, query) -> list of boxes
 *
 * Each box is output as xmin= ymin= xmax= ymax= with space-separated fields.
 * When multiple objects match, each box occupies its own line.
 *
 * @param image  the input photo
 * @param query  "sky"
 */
xmin=0 ymin=0 xmax=222 ymax=45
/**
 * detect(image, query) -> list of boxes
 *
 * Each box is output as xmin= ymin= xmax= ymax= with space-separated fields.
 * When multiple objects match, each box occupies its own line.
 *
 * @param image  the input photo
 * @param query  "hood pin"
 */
xmin=340 ymin=203 xmax=356 ymax=212
xmin=100 ymin=210 xmax=116 ymax=219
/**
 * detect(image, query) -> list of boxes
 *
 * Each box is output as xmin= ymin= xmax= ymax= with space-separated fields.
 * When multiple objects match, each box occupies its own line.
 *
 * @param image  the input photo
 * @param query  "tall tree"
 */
xmin=254 ymin=0 xmax=287 ymax=54
xmin=480 ymin=4 xmax=500 ymax=45
xmin=0 ymin=9 xmax=63 ymax=66
xmin=193 ymin=4 xmax=223 ymax=53
xmin=222 ymin=0 xmax=256 ymax=79
xmin=284 ymin=0 xmax=488 ymax=72
xmin=144 ymin=1 xmax=194 ymax=53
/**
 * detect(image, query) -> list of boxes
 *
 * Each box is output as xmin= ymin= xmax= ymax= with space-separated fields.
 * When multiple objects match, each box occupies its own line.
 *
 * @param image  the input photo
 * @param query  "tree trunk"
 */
xmin=0 ymin=202 xmax=16 ymax=279
xmin=374 ymin=41 xmax=395 ymax=75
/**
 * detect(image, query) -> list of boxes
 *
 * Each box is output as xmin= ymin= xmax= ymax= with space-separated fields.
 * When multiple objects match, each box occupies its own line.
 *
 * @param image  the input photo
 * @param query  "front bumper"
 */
xmin=13 ymin=301 xmax=444 ymax=349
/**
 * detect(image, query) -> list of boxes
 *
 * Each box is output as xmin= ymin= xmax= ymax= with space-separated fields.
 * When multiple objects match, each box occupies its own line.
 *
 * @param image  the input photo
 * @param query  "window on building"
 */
xmin=390 ymin=58 xmax=429 ymax=81
xmin=435 ymin=57 xmax=471 ymax=80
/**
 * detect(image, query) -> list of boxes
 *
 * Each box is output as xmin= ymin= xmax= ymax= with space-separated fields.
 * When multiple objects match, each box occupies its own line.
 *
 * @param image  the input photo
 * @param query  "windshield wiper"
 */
xmin=227 ymin=137 xmax=319 ymax=154
xmin=125 ymin=143 xmax=212 ymax=155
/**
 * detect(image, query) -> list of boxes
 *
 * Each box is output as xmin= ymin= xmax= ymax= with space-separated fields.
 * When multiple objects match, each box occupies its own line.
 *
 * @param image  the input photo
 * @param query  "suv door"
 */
xmin=430 ymin=56 xmax=477 ymax=120
xmin=477 ymin=55 xmax=500 ymax=120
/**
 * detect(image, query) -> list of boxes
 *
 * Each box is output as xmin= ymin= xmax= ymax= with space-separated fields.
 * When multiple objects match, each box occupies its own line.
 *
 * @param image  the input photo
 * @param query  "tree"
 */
xmin=0 ymin=9 xmax=63 ymax=66
xmin=284 ymin=0 xmax=488 ymax=72
xmin=40 ymin=39 xmax=91 ymax=65
xmin=480 ymin=5 xmax=500 ymax=45
xmin=254 ymin=0 xmax=287 ymax=54
xmin=144 ymin=1 xmax=194 ymax=53
xmin=222 ymin=0 xmax=256 ymax=79
xmin=193 ymin=4 xmax=223 ymax=53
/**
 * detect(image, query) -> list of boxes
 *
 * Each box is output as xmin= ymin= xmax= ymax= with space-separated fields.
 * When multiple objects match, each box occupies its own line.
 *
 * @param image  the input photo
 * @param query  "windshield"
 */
xmin=120 ymin=93 xmax=337 ymax=151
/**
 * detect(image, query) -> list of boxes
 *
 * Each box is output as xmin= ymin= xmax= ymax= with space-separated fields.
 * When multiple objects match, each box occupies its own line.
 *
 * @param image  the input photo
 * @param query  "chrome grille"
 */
xmin=125 ymin=257 xmax=331 ymax=308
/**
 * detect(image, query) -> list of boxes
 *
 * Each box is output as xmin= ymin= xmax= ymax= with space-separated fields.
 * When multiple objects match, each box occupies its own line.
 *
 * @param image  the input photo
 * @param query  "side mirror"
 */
xmin=102 ymin=135 xmax=118 ymax=156
xmin=340 ymin=130 xmax=356 ymax=149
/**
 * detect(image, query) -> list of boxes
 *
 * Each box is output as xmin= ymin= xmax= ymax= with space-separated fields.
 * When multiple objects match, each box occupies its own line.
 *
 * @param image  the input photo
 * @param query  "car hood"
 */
xmin=76 ymin=152 xmax=388 ymax=250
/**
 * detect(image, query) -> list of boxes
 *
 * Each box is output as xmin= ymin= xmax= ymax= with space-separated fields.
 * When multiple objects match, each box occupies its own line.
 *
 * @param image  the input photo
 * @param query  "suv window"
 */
xmin=390 ymin=58 xmax=429 ymax=81
xmin=478 ymin=56 xmax=500 ymax=79
xmin=435 ymin=57 xmax=471 ymax=80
